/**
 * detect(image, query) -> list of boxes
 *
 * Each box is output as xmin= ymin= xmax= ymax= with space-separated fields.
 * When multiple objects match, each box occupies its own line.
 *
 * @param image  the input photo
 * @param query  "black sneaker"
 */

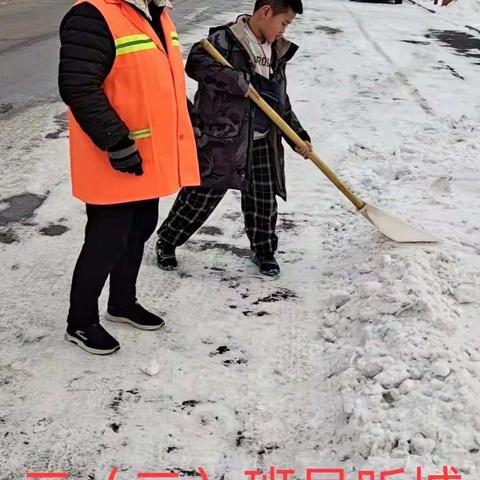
xmin=252 ymin=255 xmax=281 ymax=277
xmin=156 ymin=242 xmax=177 ymax=271
xmin=105 ymin=302 xmax=165 ymax=330
xmin=65 ymin=323 xmax=120 ymax=355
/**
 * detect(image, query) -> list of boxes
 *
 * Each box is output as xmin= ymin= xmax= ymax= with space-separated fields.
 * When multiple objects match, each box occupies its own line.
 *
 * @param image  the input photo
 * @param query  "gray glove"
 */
xmin=108 ymin=138 xmax=143 ymax=176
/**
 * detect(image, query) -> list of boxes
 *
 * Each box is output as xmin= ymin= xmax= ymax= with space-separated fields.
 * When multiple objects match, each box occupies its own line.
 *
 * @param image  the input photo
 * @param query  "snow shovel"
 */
xmin=200 ymin=39 xmax=438 ymax=243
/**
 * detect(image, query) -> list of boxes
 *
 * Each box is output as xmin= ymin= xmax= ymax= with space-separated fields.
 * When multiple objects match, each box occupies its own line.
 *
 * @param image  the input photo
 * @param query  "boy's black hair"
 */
xmin=253 ymin=0 xmax=303 ymax=15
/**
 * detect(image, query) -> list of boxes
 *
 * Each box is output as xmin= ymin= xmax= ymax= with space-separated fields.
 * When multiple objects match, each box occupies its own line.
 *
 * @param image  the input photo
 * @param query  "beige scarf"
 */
xmin=124 ymin=0 xmax=173 ymax=20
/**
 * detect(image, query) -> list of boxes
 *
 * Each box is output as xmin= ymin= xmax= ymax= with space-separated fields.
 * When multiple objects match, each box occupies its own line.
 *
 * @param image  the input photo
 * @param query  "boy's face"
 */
xmin=261 ymin=7 xmax=296 ymax=43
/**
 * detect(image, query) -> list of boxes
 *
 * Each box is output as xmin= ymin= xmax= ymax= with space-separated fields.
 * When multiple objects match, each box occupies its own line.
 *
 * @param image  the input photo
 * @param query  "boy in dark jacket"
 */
xmin=157 ymin=0 xmax=312 ymax=277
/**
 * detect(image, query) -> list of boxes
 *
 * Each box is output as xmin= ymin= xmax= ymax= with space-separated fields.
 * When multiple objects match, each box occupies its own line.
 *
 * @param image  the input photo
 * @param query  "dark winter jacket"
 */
xmin=187 ymin=15 xmax=311 ymax=200
xmin=58 ymin=2 xmax=166 ymax=151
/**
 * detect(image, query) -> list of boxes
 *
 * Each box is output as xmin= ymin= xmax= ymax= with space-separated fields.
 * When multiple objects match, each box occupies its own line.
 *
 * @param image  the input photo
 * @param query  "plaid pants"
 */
xmin=157 ymin=138 xmax=278 ymax=256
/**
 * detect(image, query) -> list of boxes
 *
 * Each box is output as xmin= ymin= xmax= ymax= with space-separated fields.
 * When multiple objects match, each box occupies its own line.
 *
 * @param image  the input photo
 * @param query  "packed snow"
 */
xmin=0 ymin=0 xmax=479 ymax=479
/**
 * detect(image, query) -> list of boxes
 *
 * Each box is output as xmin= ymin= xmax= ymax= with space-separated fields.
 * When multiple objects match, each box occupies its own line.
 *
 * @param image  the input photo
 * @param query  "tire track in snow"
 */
xmin=344 ymin=4 xmax=436 ymax=117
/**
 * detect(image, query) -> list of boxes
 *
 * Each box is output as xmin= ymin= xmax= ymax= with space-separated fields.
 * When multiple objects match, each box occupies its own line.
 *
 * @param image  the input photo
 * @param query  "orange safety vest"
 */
xmin=68 ymin=0 xmax=200 ymax=205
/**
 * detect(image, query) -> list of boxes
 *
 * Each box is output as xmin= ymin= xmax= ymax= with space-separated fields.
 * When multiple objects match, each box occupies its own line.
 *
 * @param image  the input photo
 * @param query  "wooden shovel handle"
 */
xmin=200 ymin=39 xmax=366 ymax=211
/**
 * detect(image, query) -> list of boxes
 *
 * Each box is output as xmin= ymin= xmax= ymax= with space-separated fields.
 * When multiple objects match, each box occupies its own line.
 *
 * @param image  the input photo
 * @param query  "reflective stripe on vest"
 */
xmin=128 ymin=128 xmax=152 ymax=140
xmin=170 ymin=31 xmax=180 ymax=47
xmin=115 ymin=34 xmax=156 ymax=56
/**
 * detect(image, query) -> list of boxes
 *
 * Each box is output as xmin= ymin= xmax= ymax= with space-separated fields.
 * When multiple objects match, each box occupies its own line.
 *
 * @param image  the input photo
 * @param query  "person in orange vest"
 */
xmin=58 ymin=0 xmax=200 ymax=355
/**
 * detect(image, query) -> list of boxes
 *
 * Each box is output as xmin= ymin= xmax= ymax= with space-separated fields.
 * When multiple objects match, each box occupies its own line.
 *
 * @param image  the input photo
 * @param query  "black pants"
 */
xmin=157 ymin=139 xmax=278 ymax=256
xmin=68 ymin=199 xmax=159 ymax=328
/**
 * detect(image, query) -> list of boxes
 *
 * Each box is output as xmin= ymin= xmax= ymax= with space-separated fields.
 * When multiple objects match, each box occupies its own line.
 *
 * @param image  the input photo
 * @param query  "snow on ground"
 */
xmin=1 ymin=0 xmax=480 ymax=478
xmin=438 ymin=0 xmax=480 ymax=30
xmin=445 ymin=0 xmax=480 ymax=15
xmin=412 ymin=0 xmax=480 ymax=29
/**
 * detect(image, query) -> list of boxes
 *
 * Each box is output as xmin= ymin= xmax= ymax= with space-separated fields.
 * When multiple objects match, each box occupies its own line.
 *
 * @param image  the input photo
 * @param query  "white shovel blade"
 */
xmin=360 ymin=203 xmax=439 ymax=243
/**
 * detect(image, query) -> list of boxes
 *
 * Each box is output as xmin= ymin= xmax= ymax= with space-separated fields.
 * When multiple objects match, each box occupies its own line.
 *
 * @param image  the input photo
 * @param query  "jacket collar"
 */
xmin=122 ymin=0 xmax=170 ymax=20
xmin=117 ymin=0 xmax=167 ymax=51
xmin=228 ymin=14 xmax=298 ymax=66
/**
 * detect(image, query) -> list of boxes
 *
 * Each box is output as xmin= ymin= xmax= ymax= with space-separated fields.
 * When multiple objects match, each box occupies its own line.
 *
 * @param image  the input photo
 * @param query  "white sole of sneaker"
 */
xmin=64 ymin=332 xmax=120 ymax=355
xmin=104 ymin=312 xmax=165 ymax=331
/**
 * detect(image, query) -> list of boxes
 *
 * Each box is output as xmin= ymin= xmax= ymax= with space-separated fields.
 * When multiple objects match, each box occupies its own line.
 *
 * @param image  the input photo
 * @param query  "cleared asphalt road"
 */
xmin=0 ymin=0 xmax=227 ymax=115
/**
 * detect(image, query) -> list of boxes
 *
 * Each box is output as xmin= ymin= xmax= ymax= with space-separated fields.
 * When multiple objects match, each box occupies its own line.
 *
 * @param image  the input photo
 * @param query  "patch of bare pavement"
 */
xmin=0 ymin=0 xmax=218 ymax=116
xmin=426 ymin=28 xmax=480 ymax=64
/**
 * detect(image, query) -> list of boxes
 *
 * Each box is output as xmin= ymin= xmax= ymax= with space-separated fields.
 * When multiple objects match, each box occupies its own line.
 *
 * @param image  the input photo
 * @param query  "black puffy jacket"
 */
xmin=58 ymin=2 xmax=166 ymax=151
